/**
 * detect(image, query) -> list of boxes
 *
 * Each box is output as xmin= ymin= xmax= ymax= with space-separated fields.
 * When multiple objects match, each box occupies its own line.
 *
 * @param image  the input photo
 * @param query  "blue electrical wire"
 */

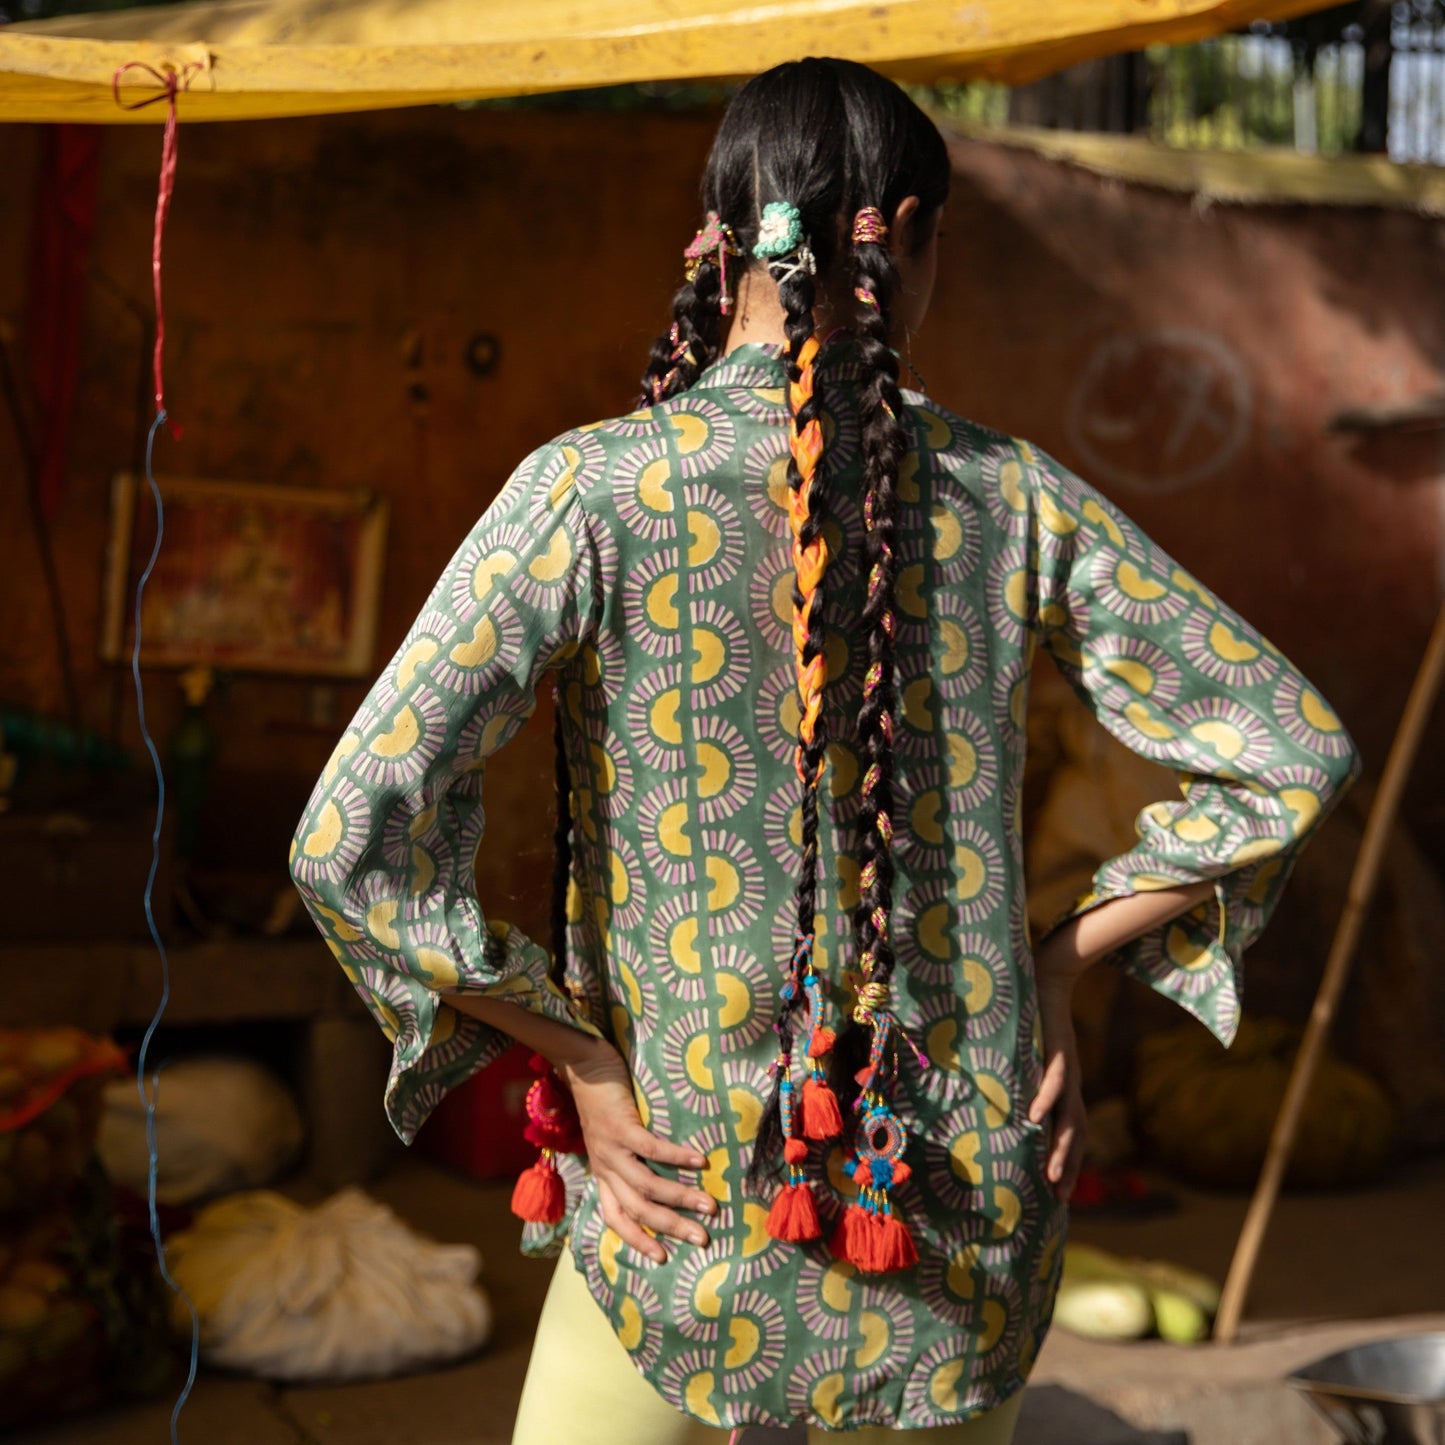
xmin=130 ymin=409 xmax=201 ymax=1442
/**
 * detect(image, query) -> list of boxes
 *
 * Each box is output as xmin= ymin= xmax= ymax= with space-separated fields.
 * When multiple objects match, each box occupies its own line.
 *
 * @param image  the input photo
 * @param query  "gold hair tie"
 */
xmin=855 ymin=980 xmax=892 ymax=1014
xmin=852 ymin=207 xmax=888 ymax=246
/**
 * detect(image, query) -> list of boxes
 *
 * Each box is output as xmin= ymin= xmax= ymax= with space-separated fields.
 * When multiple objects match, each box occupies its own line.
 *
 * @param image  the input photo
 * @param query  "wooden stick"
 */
xmin=1215 ymin=593 xmax=1445 ymax=1343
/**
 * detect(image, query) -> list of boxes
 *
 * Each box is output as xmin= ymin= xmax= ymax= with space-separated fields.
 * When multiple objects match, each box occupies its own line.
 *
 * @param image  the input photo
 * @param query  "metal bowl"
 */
xmin=1286 ymin=1333 xmax=1445 ymax=1444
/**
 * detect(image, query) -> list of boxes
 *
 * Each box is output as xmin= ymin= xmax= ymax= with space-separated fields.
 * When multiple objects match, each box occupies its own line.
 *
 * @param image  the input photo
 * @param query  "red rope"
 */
xmin=112 ymin=61 xmax=198 ymax=427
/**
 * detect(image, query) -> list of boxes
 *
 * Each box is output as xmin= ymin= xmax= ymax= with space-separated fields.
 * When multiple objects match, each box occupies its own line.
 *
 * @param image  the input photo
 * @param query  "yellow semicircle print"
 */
xmin=527 ymin=526 xmax=572 ymax=583
xmin=647 ymin=572 xmax=679 ymax=630
xmin=1116 ymin=559 xmax=1168 ymax=601
xmin=725 ymin=1317 xmax=761 ymax=1368
xmin=668 ymin=411 xmax=710 ymax=455
xmin=688 ymin=509 xmax=721 ymax=566
xmin=371 ymin=705 xmax=420 ymax=758
xmin=449 ymin=616 xmax=498 ymax=669
xmin=1210 ymin=620 xmax=1260 ymax=662
xmin=1301 ymin=689 xmax=1343 ymax=732
xmin=303 ymin=800 xmax=344 ymax=860
xmin=650 ymin=688 xmax=682 ymax=744
xmin=931 ymin=502 xmax=963 ymax=561
xmin=638 ymin=456 xmax=673 ymax=513
xmin=471 ymin=551 xmax=515 ymax=601
xmin=1102 ymin=656 xmax=1154 ymax=694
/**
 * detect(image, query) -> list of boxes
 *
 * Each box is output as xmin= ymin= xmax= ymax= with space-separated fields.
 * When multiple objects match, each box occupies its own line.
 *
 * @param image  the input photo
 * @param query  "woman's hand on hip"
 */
xmin=560 ymin=1041 xmax=717 ymax=1264
xmin=1026 ymin=972 xmax=1087 ymax=1204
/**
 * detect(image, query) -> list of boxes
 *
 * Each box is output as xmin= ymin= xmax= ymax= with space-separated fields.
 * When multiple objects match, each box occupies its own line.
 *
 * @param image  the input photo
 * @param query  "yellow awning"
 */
xmin=1 ymin=0 xmax=1338 ymax=125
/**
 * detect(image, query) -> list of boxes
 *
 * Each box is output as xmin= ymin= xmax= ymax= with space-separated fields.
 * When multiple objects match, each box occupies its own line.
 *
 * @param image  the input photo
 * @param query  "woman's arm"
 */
xmin=1026 ymin=880 xmax=1213 ymax=1201
xmin=1011 ymin=439 xmax=1358 ymax=1201
xmin=443 ymin=995 xmax=717 ymax=1264
xmin=289 ymin=439 xmax=611 ymax=1148
xmin=1034 ymin=879 xmax=1216 ymax=991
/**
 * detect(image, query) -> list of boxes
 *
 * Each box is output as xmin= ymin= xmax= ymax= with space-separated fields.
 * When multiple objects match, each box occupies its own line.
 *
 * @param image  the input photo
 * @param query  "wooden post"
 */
xmin=1214 ymin=594 xmax=1445 ymax=1342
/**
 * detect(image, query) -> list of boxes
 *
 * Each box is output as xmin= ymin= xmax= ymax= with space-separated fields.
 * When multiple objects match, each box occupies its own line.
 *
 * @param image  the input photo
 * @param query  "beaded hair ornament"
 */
xmin=753 ymin=199 xmax=925 ymax=1274
xmin=516 ymin=200 xmax=926 ymax=1276
xmin=648 ymin=212 xmax=747 ymax=403
xmin=510 ymin=1051 xmax=585 ymax=1226
xmin=851 ymin=205 xmax=888 ymax=313
xmin=832 ymin=201 xmax=932 ymax=1270
xmin=683 ymin=210 xmax=743 ymax=313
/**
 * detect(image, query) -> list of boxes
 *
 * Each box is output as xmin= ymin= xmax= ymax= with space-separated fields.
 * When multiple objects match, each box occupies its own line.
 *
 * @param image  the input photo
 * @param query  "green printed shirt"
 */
xmin=290 ymin=341 xmax=1359 ymax=1431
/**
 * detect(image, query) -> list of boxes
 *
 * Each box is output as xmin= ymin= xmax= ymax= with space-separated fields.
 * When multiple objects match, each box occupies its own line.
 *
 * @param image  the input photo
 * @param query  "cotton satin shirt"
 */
xmin=290 ymin=340 xmax=1359 ymax=1431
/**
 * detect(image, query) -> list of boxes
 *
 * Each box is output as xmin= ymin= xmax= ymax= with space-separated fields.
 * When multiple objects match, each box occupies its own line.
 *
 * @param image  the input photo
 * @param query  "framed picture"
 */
xmin=102 ymin=474 xmax=388 ymax=677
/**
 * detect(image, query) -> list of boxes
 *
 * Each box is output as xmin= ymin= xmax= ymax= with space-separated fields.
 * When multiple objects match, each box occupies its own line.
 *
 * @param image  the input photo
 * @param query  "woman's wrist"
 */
xmin=1033 ymin=920 xmax=1097 ymax=994
xmin=442 ymin=989 xmax=616 ymax=1074
xmin=1033 ymin=880 xmax=1218 ymax=993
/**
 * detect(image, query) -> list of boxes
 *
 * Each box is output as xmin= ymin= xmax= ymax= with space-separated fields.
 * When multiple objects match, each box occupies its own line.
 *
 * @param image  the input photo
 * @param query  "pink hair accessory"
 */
xmin=684 ymin=210 xmax=742 ymax=314
xmin=852 ymin=206 xmax=888 ymax=245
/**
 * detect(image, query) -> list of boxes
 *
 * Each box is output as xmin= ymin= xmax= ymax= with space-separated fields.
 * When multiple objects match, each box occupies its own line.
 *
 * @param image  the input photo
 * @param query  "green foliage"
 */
xmin=908 ymin=81 xmax=1011 ymax=128
xmin=1148 ymin=34 xmax=1365 ymax=154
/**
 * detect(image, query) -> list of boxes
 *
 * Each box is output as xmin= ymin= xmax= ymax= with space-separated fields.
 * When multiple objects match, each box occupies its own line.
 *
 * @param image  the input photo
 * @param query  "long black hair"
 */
xmin=554 ymin=58 xmax=950 ymax=1185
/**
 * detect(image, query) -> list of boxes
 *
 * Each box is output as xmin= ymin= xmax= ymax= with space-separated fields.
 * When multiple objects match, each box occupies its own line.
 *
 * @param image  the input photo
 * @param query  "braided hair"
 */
xmin=636 ymin=259 xmax=728 ymax=407
xmin=546 ymin=59 xmax=949 ymax=1246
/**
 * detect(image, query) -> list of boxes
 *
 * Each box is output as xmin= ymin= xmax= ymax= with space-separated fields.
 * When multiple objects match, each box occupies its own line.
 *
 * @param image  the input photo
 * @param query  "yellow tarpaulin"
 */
xmin=978 ymin=124 xmax=1445 ymax=216
xmin=1 ymin=0 xmax=1337 ymax=125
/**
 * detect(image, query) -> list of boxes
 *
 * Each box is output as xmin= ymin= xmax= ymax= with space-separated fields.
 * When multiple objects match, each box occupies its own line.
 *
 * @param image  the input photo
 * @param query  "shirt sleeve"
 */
xmin=1022 ymin=442 xmax=1361 ymax=1045
xmin=289 ymin=441 xmax=605 ymax=1144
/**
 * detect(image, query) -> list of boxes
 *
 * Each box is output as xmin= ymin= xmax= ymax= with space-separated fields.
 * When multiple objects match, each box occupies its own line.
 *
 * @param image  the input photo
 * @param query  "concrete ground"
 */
xmin=16 ymin=1152 xmax=1445 ymax=1444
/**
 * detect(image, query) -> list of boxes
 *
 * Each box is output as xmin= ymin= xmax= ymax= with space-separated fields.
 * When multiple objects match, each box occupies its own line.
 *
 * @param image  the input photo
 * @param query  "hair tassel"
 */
xmin=511 ymin=1153 xmax=567 ymax=1225
xmin=799 ymin=972 xmax=843 ymax=1140
xmin=830 ymin=999 xmax=918 ymax=1272
xmin=765 ymin=1039 xmax=824 ymax=1243
xmin=510 ymin=1052 xmax=584 ymax=1225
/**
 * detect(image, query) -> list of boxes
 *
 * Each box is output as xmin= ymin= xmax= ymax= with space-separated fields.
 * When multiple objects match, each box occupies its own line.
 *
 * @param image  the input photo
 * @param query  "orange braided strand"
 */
xmin=788 ymin=335 xmax=828 ymax=786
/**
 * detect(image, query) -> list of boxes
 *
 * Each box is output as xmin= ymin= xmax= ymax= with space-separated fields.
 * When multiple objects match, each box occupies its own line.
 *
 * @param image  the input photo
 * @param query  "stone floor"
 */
xmin=15 ymin=1152 xmax=1445 ymax=1444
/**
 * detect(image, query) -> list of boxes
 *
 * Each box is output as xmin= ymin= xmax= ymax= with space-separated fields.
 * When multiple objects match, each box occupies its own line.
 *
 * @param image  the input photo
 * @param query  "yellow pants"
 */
xmin=512 ymin=1249 xmax=1024 ymax=1445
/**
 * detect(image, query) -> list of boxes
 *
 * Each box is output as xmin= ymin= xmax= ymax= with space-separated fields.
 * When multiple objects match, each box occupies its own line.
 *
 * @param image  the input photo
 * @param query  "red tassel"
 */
xmin=830 ymin=1203 xmax=871 ymax=1265
xmin=872 ymin=1213 xmax=919 ymax=1271
xmin=872 ymin=1212 xmax=919 ymax=1273
xmin=807 ymin=1027 xmax=836 ymax=1060
xmin=800 ymin=1077 xmax=843 ymax=1140
xmin=783 ymin=1137 xmax=810 ymax=1166
xmin=511 ymin=1157 xmax=566 ymax=1224
xmin=891 ymin=1160 xmax=912 ymax=1187
xmin=766 ymin=1182 xmax=822 ymax=1242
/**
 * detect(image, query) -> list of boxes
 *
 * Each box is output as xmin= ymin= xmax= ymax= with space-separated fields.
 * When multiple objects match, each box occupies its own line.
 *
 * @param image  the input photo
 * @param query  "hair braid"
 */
xmin=749 ymin=263 xmax=829 ymax=1187
xmin=830 ymin=227 xmax=909 ymax=1115
xmin=636 ymin=262 xmax=726 ymax=408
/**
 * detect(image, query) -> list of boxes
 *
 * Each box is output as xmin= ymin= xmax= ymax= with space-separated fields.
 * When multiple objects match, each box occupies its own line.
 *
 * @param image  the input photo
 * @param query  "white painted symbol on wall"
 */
xmin=1065 ymin=327 xmax=1253 ymax=495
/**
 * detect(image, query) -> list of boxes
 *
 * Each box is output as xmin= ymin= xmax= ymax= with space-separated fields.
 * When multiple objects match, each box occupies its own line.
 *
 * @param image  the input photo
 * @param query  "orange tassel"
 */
xmin=511 ymin=1157 xmax=566 ymax=1224
xmin=800 ymin=1078 xmax=843 ymax=1140
xmin=783 ymin=1137 xmax=810 ymax=1166
xmin=766 ymin=1182 xmax=822 ymax=1242
xmin=806 ymin=1028 xmax=836 ymax=1060
xmin=873 ymin=1212 xmax=919 ymax=1273
xmin=830 ymin=1203 xmax=871 ymax=1265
